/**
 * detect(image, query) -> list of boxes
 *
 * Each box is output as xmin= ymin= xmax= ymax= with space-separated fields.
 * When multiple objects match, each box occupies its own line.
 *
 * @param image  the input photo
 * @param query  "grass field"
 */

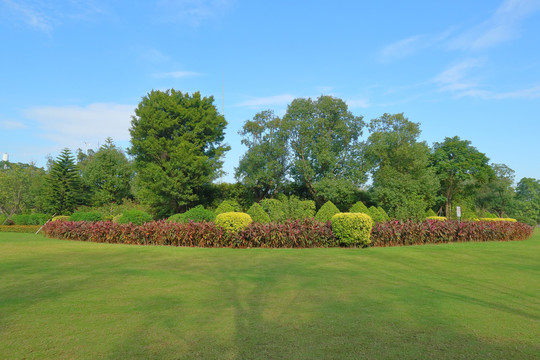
xmin=1 ymin=230 xmax=539 ymax=359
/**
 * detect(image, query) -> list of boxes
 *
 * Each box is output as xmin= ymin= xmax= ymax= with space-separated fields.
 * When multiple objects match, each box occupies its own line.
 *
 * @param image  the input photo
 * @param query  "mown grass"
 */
xmin=0 ymin=229 xmax=539 ymax=359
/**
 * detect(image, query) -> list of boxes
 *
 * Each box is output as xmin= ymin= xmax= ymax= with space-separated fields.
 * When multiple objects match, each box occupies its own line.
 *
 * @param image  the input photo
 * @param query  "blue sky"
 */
xmin=1 ymin=0 xmax=539 ymax=184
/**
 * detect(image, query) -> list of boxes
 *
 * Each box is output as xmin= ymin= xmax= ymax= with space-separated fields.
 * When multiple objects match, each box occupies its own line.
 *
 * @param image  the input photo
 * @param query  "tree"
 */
xmin=475 ymin=163 xmax=515 ymax=217
xmin=513 ymin=177 xmax=540 ymax=225
xmin=235 ymin=110 xmax=289 ymax=200
xmin=283 ymin=95 xmax=367 ymax=207
xmin=366 ymin=113 xmax=439 ymax=221
xmin=430 ymin=136 xmax=493 ymax=217
xmin=79 ymin=138 xmax=134 ymax=206
xmin=129 ymin=89 xmax=229 ymax=217
xmin=45 ymin=148 xmax=82 ymax=215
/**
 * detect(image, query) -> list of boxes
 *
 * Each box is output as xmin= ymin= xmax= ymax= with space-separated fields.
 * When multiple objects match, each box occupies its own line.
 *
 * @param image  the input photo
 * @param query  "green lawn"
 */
xmin=1 ymin=230 xmax=539 ymax=359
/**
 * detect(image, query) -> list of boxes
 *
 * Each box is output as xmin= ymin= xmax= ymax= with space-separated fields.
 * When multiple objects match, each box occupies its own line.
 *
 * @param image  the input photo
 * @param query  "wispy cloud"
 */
xmin=379 ymin=29 xmax=454 ymax=62
xmin=433 ymin=58 xmax=485 ymax=92
xmin=152 ymin=71 xmax=203 ymax=79
xmin=156 ymin=0 xmax=234 ymax=26
xmin=458 ymin=86 xmax=540 ymax=99
xmin=346 ymin=98 xmax=370 ymax=109
xmin=1 ymin=119 xmax=27 ymax=129
xmin=23 ymin=103 xmax=134 ymax=148
xmin=236 ymin=94 xmax=296 ymax=108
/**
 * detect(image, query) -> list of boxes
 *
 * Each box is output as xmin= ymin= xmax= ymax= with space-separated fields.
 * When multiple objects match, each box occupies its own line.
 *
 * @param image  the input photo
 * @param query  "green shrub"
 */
xmin=215 ymin=200 xmax=242 ymax=215
xmin=349 ymin=201 xmax=369 ymax=214
xmin=12 ymin=214 xmax=48 ymax=225
xmin=69 ymin=212 xmax=103 ymax=222
xmin=117 ymin=210 xmax=153 ymax=225
xmin=427 ymin=216 xmax=447 ymax=221
xmin=425 ymin=209 xmax=437 ymax=218
xmin=478 ymin=218 xmax=517 ymax=222
xmin=215 ymin=212 xmax=252 ymax=232
xmin=378 ymin=207 xmax=390 ymax=221
xmin=168 ymin=205 xmax=215 ymax=223
xmin=367 ymin=206 xmax=388 ymax=223
xmin=52 ymin=215 xmax=70 ymax=222
xmin=260 ymin=199 xmax=286 ymax=223
xmin=478 ymin=210 xmax=497 ymax=219
xmin=315 ymin=201 xmax=340 ymax=223
xmin=331 ymin=212 xmax=373 ymax=247
xmin=112 ymin=214 xmax=122 ymax=223
xmin=0 ymin=225 xmax=41 ymax=233
xmin=286 ymin=196 xmax=316 ymax=220
xmin=247 ymin=203 xmax=270 ymax=224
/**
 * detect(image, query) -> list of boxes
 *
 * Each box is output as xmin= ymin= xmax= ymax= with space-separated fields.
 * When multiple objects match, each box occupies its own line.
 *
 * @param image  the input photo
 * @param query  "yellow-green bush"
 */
xmin=215 ymin=212 xmax=252 ymax=232
xmin=331 ymin=212 xmax=373 ymax=247
xmin=426 ymin=216 xmax=447 ymax=221
xmin=52 ymin=215 xmax=70 ymax=222
xmin=478 ymin=218 xmax=517 ymax=222
xmin=0 ymin=225 xmax=41 ymax=233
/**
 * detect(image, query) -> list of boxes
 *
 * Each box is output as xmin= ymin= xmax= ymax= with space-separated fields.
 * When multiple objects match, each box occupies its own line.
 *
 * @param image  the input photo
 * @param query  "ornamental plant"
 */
xmin=52 ymin=215 xmax=70 ymax=222
xmin=331 ymin=212 xmax=373 ymax=247
xmin=478 ymin=218 xmax=517 ymax=222
xmin=427 ymin=216 xmax=447 ymax=221
xmin=117 ymin=210 xmax=152 ymax=225
xmin=215 ymin=212 xmax=252 ymax=232
xmin=315 ymin=201 xmax=340 ymax=223
xmin=169 ymin=205 xmax=215 ymax=223
xmin=349 ymin=201 xmax=369 ymax=214
xmin=247 ymin=202 xmax=271 ymax=224
xmin=215 ymin=200 xmax=242 ymax=215
xmin=69 ymin=211 xmax=103 ymax=222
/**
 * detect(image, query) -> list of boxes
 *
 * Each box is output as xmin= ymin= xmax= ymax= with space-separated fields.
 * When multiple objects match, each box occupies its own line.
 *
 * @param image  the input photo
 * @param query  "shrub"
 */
xmin=260 ymin=199 xmax=287 ymax=223
xmin=52 ymin=215 xmax=70 ymax=222
xmin=367 ymin=206 xmax=387 ymax=223
xmin=425 ymin=209 xmax=437 ymax=218
xmin=349 ymin=201 xmax=369 ymax=214
xmin=247 ymin=203 xmax=271 ymax=224
xmin=69 ymin=212 xmax=103 ymax=222
xmin=286 ymin=196 xmax=316 ymax=220
xmin=117 ymin=210 xmax=153 ymax=225
xmin=478 ymin=218 xmax=517 ymax=222
xmin=112 ymin=214 xmax=122 ymax=223
xmin=378 ymin=207 xmax=390 ymax=221
xmin=12 ymin=213 xmax=50 ymax=225
xmin=315 ymin=201 xmax=340 ymax=223
xmin=427 ymin=216 xmax=447 ymax=221
xmin=0 ymin=225 xmax=40 ymax=233
xmin=169 ymin=205 xmax=215 ymax=223
xmin=215 ymin=212 xmax=252 ymax=232
xmin=215 ymin=200 xmax=241 ymax=215
xmin=331 ymin=212 xmax=373 ymax=247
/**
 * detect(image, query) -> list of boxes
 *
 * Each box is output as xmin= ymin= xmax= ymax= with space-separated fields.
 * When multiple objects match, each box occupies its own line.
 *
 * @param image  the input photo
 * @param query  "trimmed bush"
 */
xmin=260 ymin=199 xmax=287 ymax=223
xmin=367 ymin=206 xmax=387 ymax=223
xmin=215 ymin=212 xmax=252 ymax=232
xmin=215 ymin=200 xmax=241 ymax=215
xmin=11 ymin=213 xmax=49 ymax=225
xmin=0 ymin=225 xmax=41 ymax=233
xmin=349 ymin=201 xmax=369 ymax=214
xmin=69 ymin=212 xmax=103 ymax=222
xmin=427 ymin=216 xmax=447 ymax=221
xmin=286 ymin=196 xmax=316 ymax=220
xmin=315 ymin=201 xmax=340 ymax=223
xmin=425 ymin=209 xmax=437 ymax=218
xmin=169 ymin=205 xmax=215 ymax=223
xmin=52 ymin=215 xmax=70 ymax=222
xmin=117 ymin=210 xmax=153 ymax=225
xmin=331 ymin=212 xmax=373 ymax=247
xmin=247 ymin=203 xmax=271 ymax=224
xmin=478 ymin=218 xmax=517 ymax=222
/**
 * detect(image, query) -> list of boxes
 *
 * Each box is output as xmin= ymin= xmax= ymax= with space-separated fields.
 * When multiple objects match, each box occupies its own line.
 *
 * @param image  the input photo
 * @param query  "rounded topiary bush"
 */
xmin=331 ymin=212 xmax=373 ymax=247
xmin=215 ymin=212 xmax=252 ymax=232
xmin=247 ymin=202 xmax=271 ymax=224
xmin=315 ymin=201 xmax=340 ymax=223
xmin=169 ymin=205 xmax=215 ymax=223
xmin=117 ymin=210 xmax=153 ymax=225
xmin=349 ymin=201 xmax=369 ymax=214
xmin=69 ymin=211 xmax=103 ymax=222
xmin=215 ymin=200 xmax=242 ymax=215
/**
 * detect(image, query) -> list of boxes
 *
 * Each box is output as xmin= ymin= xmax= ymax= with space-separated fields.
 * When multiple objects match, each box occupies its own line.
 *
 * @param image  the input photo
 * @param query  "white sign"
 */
xmin=456 ymin=206 xmax=461 ymax=218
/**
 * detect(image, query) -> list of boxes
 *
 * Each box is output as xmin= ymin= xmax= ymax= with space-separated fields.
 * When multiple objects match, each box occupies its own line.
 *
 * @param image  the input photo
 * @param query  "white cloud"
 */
xmin=236 ymin=94 xmax=296 ymax=108
xmin=1 ymin=120 xmax=27 ymax=129
xmin=23 ymin=103 xmax=135 ymax=149
xmin=156 ymin=0 xmax=234 ymax=26
xmin=433 ymin=59 xmax=485 ymax=92
xmin=153 ymin=71 xmax=203 ymax=78
xmin=379 ymin=30 xmax=454 ymax=62
xmin=458 ymin=85 xmax=540 ymax=99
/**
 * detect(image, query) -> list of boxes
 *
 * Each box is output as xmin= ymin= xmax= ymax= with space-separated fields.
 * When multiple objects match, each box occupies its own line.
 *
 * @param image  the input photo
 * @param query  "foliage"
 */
xmin=215 ymin=199 xmax=242 ymax=215
xmin=366 ymin=113 xmax=439 ymax=221
xmin=78 ymin=138 xmax=134 ymax=206
xmin=370 ymin=220 xmax=533 ymax=247
xmin=117 ymin=210 xmax=153 ymax=225
xmin=315 ymin=201 xmax=340 ymax=223
xmin=285 ymin=196 xmax=316 ymax=220
xmin=45 ymin=148 xmax=83 ymax=215
xmin=427 ymin=216 xmax=447 ymax=221
xmin=0 ymin=162 xmax=46 ymax=220
xmin=168 ymin=205 xmax=215 ymax=223
xmin=69 ymin=212 xmax=104 ymax=222
xmin=235 ymin=110 xmax=290 ymax=200
xmin=260 ymin=198 xmax=287 ymax=223
xmin=367 ymin=206 xmax=388 ymax=223
xmin=284 ymin=95 xmax=367 ymax=206
xmin=430 ymin=136 xmax=493 ymax=217
xmin=0 ymin=225 xmax=40 ymax=233
xmin=331 ymin=212 xmax=373 ymax=246
xmin=129 ymin=89 xmax=229 ymax=217
xmin=350 ymin=201 xmax=369 ymax=214
xmin=73 ymin=199 xmax=150 ymax=218
xmin=52 ymin=215 xmax=70 ymax=222
xmin=215 ymin=212 xmax=252 ymax=232
xmin=512 ymin=177 xmax=540 ymax=226
xmin=11 ymin=213 xmax=49 ymax=225
xmin=425 ymin=209 xmax=437 ymax=218
xmin=478 ymin=218 xmax=517 ymax=222
xmin=246 ymin=202 xmax=270 ymax=224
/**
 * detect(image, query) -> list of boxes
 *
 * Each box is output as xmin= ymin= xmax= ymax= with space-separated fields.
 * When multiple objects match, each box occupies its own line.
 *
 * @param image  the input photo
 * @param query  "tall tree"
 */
xmin=235 ymin=110 xmax=289 ymax=201
xmin=476 ymin=163 xmax=515 ymax=217
xmin=283 ymin=95 xmax=367 ymax=207
xmin=366 ymin=113 xmax=439 ymax=220
xmin=129 ymin=89 xmax=229 ymax=217
xmin=430 ymin=136 xmax=493 ymax=217
xmin=79 ymin=138 xmax=134 ymax=206
xmin=45 ymin=148 xmax=82 ymax=215
xmin=0 ymin=162 xmax=46 ymax=220
xmin=513 ymin=177 xmax=540 ymax=225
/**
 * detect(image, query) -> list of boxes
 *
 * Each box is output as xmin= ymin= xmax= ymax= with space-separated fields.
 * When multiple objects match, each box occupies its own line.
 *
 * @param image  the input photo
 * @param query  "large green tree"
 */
xmin=283 ymin=95 xmax=367 ymax=207
xmin=129 ymin=89 xmax=229 ymax=217
xmin=366 ymin=113 xmax=439 ymax=220
xmin=430 ymin=136 xmax=493 ymax=217
xmin=78 ymin=138 xmax=134 ymax=206
xmin=45 ymin=148 xmax=83 ymax=215
xmin=235 ymin=110 xmax=289 ymax=201
xmin=475 ymin=163 xmax=515 ymax=217
xmin=512 ymin=177 xmax=540 ymax=225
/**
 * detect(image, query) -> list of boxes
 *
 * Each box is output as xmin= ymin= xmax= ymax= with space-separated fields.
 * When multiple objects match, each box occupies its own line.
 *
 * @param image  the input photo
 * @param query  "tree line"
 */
xmin=1 ymin=89 xmax=538 ymax=226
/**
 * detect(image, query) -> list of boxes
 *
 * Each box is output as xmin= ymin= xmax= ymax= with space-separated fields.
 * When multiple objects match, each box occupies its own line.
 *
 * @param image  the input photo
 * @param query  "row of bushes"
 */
xmin=0 ymin=225 xmax=41 ymax=233
xmin=43 ymin=218 xmax=533 ymax=248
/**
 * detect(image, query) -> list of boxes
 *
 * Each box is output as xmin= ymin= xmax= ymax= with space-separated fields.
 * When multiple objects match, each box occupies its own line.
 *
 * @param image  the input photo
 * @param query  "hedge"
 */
xmin=0 ymin=225 xmax=41 ymax=233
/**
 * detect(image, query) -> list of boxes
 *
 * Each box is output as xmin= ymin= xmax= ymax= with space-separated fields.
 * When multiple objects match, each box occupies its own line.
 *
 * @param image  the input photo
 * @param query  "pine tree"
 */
xmin=46 ymin=148 xmax=82 ymax=215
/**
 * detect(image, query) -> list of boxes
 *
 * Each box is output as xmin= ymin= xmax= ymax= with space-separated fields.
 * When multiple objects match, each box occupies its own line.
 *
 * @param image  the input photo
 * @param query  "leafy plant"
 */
xmin=215 ymin=212 xmax=252 ymax=232
xmin=260 ymin=198 xmax=286 ymax=223
xmin=350 ymin=201 xmax=369 ymax=214
xmin=69 ymin=212 xmax=103 ymax=222
xmin=168 ymin=205 xmax=215 ymax=223
xmin=315 ymin=201 xmax=340 ymax=223
xmin=117 ymin=210 xmax=152 ymax=225
xmin=331 ymin=212 xmax=373 ymax=246
xmin=246 ymin=203 xmax=270 ymax=224
xmin=215 ymin=200 xmax=242 ymax=215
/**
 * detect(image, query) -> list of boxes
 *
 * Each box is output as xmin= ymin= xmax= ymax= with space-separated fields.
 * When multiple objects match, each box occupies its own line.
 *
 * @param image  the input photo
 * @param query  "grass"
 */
xmin=0 ymin=230 xmax=539 ymax=359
